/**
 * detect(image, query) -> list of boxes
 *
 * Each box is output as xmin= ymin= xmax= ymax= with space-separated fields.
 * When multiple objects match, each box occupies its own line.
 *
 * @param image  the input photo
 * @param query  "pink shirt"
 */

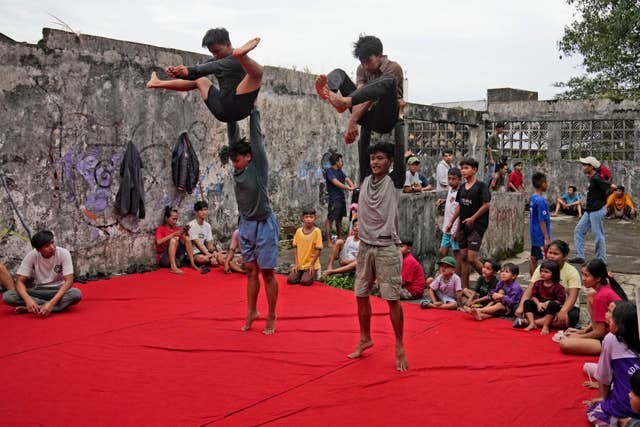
xmin=593 ymin=285 xmax=622 ymax=323
xmin=402 ymin=253 xmax=425 ymax=297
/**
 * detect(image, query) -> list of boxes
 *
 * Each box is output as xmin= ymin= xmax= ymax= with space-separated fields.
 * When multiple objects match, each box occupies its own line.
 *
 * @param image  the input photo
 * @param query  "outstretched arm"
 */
xmin=249 ymin=109 xmax=268 ymax=181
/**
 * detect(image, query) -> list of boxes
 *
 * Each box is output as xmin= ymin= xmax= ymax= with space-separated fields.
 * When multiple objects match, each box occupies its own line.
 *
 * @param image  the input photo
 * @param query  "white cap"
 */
xmin=578 ymin=156 xmax=601 ymax=169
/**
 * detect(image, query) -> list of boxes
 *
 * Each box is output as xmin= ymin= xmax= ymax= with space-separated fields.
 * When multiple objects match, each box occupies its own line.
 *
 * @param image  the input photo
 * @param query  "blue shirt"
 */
xmin=326 ymin=167 xmax=347 ymax=203
xmin=561 ymin=193 xmax=580 ymax=204
xmin=530 ymin=194 xmax=550 ymax=247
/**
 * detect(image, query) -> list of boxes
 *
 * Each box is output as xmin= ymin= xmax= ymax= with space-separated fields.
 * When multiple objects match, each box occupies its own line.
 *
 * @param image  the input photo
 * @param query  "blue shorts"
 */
xmin=440 ymin=233 xmax=459 ymax=251
xmin=238 ymin=213 xmax=279 ymax=269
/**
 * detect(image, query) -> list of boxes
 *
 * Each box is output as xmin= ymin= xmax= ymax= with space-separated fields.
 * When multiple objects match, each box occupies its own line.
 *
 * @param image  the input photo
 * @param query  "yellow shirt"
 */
xmin=293 ymin=227 xmax=323 ymax=270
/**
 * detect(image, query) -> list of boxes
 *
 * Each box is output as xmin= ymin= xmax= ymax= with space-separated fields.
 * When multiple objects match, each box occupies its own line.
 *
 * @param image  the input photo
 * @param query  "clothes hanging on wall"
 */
xmin=115 ymin=141 xmax=145 ymax=219
xmin=171 ymin=132 xmax=200 ymax=194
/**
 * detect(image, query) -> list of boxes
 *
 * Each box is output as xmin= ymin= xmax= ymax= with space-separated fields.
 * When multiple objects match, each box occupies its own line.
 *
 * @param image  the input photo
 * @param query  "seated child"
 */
xmin=462 ymin=259 xmax=500 ymax=307
xmin=584 ymin=301 xmax=640 ymax=426
xmin=288 ymin=208 xmax=322 ymax=286
xmin=399 ymin=239 xmax=425 ymax=300
xmin=323 ymin=219 xmax=359 ymax=277
xmin=606 ymin=186 xmax=636 ymax=220
xmin=420 ymin=257 xmax=461 ymax=310
xmin=515 ymin=260 xmax=566 ymax=335
xmin=222 ymin=229 xmax=245 ymax=274
xmin=552 ymin=185 xmax=582 ymax=217
xmin=466 ymin=263 xmax=523 ymax=321
xmin=620 ymin=371 xmax=640 ymax=427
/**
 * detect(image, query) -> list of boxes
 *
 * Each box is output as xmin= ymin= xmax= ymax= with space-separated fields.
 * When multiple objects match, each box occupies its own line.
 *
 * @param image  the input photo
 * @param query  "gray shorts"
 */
xmin=354 ymin=241 xmax=402 ymax=300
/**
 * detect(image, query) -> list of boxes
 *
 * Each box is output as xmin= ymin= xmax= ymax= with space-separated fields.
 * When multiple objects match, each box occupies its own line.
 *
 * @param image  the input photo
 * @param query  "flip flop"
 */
xmin=512 ymin=318 xmax=528 ymax=329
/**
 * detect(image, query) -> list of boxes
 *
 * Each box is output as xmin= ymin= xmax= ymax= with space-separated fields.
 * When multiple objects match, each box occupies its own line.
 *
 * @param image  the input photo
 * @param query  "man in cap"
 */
xmin=403 ymin=157 xmax=432 ymax=193
xmin=2 ymin=230 xmax=82 ymax=316
xmin=569 ymin=157 xmax=609 ymax=264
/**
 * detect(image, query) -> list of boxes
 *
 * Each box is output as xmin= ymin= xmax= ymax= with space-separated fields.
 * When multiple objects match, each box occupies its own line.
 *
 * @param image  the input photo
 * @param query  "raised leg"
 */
xmin=233 ymin=38 xmax=263 ymax=95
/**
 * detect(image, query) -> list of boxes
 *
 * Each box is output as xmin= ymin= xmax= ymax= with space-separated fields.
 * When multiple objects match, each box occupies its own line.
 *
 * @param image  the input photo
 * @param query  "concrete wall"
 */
xmin=0 ymin=29 xmax=356 ymax=274
xmin=400 ymin=191 xmax=525 ymax=275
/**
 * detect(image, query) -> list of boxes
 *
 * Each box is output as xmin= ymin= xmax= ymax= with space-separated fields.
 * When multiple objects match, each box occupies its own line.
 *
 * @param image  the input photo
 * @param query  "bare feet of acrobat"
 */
xmin=146 ymin=71 xmax=160 ymax=88
xmin=315 ymin=75 xmax=330 ymax=100
xmin=233 ymin=38 xmax=261 ymax=58
xmin=241 ymin=311 xmax=260 ymax=331
xmin=396 ymin=343 xmax=409 ymax=372
xmin=314 ymin=75 xmax=349 ymax=113
xmin=347 ymin=340 xmax=374 ymax=359
xmin=262 ymin=314 xmax=276 ymax=335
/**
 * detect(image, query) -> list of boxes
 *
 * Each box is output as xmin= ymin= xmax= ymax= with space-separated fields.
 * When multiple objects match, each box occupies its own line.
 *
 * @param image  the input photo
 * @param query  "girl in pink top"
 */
xmin=560 ymin=259 xmax=627 ymax=356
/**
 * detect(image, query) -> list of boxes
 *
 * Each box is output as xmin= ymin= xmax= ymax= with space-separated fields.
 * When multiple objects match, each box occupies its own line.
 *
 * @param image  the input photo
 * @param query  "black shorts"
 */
xmin=327 ymin=199 xmax=347 ymax=221
xmin=158 ymin=242 xmax=187 ymax=268
xmin=531 ymin=246 xmax=544 ymax=260
xmin=205 ymin=87 xmax=260 ymax=123
xmin=456 ymin=223 xmax=485 ymax=252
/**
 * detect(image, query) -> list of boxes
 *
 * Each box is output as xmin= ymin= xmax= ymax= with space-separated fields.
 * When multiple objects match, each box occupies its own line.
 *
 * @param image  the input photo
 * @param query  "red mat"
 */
xmin=0 ymin=270 xmax=595 ymax=426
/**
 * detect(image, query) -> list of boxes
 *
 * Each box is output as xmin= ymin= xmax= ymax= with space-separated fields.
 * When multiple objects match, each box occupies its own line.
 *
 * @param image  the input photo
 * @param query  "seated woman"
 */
xmin=559 ymin=259 xmax=627 ymax=355
xmin=583 ymin=300 xmax=640 ymax=426
xmin=155 ymin=206 xmax=199 ymax=274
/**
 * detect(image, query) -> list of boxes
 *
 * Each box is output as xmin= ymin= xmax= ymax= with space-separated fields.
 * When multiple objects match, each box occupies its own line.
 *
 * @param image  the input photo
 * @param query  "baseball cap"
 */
xmin=407 ymin=157 xmax=420 ymax=165
xmin=578 ymin=156 xmax=601 ymax=169
xmin=437 ymin=256 xmax=456 ymax=268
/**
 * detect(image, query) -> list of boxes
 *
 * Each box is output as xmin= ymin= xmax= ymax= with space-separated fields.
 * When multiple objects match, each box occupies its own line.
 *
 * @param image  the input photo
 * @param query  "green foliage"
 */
xmin=556 ymin=0 xmax=640 ymax=99
xmin=320 ymin=274 xmax=355 ymax=290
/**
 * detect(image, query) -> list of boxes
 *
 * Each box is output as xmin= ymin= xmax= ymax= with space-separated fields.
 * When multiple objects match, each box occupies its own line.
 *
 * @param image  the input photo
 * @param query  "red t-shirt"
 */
xmin=592 ymin=285 xmax=622 ymax=323
xmin=508 ymin=170 xmax=523 ymax=191
xmin=402 ymin=253 xmax=425 ymax=297
xmin=155 ymin=225 xmax=179 ymax=263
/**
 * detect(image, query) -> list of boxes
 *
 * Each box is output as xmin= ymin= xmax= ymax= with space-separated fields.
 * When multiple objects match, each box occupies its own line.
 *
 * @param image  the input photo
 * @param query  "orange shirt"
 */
xmin=606 ymin=193 xmax=634 ymax=211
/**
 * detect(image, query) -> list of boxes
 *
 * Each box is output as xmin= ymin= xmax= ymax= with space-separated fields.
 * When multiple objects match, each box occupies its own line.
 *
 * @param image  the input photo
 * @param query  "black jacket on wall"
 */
xmin=115 ymin=141 xmax=145 ymax=219
xmin=172 ymin=132 xmax=200 ymax=194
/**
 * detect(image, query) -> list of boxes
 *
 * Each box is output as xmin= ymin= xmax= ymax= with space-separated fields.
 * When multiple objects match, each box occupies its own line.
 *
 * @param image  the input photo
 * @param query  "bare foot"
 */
xmin=583 ymin=381 xmax=598 ymax=389
xmin=233 ymin=37 xmax=260 ymax=58
xmin=524 ymin=323 xmax=537 ymax=331
xmin=262 ymin=315 xmax=276 ymax=335
xmin=471 ymin=307 xmax=486 ymax=321
xmin=551 ymin=212 xmax=558 ymax=217
xmin=169 ymin=268 xmax=184 ymax=275
xmin=396 ymin=344 xmax=409 ymax=372
xmin=347 ymin=340 xmax=374 ymax=359
xmin=191 ymin=264 xmax=201 ymax=273
xmin=315 ymin=75 xmax=330 ymax=100
xmin=146 ymin=71 xmax=160 ymax=88
xmin=241 ymin=311 xmax=260 ymax=331
xmin=540 ymin=326 xmax=550 ymax=335
xmin=326 ymin=90 xmax=349 ymax=113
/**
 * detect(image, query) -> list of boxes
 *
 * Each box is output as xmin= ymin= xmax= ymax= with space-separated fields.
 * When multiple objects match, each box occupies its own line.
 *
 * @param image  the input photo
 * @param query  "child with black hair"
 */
xmin=515 ymin=260 xmax=566 ymax=335
xmin=507 ymin=161 xmax=526 ymax=193
xmin=620 ymin=371 xmax=640 ymax=426
xmin=288 ymin=209 xmax=323 ymax=286
xmin=583 ymin=301 xmax=640 ymax=425
xmin=462 ymin=259 xmax=500 ymax=308
xmin=560 ymin=259 xmax=627 ymax=356
xmin=147 ymin=28 xmax=262 ymax=124
xmin=467 ymin=263 xmax=523 ymax=321
xmin=529 ymin=172 xmax=551 ymax=276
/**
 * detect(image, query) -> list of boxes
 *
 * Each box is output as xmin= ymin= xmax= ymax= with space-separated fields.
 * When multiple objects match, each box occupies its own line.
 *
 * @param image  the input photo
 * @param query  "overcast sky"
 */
xmin=0 ymin=0 xmax=584 ymax=104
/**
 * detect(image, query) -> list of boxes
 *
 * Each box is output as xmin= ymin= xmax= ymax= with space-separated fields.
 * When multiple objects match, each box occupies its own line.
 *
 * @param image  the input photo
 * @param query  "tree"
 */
xmin=555 ymin=0 xmax=640 ymax=99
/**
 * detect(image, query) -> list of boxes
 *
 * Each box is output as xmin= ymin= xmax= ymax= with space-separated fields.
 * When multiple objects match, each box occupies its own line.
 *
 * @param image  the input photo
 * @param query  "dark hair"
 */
xmin=568 ymin=185 xmax=577 ymax=192
xmin=482 ymin=259 xmax=501 ymax=273
xmin=31 ymin=230 xmax=54 ymax=249
xmin=514 ymin=161 xmax=523 ymax=167
xmin=401 ymin=239 xmax=413 ymax=247
xmin=500 ymin=155 xmax=509 ymax=164
xmin=531 ymin=172 xmax=547 ymax=189
xmin=351 ymin=188 xmax=360 ymax=204
xmin=631 ymin=371 xmax=640 ymax=396
xmin=352 ymin=218 xmax=358 ymax=224
xmin=202 ymin=28 xmax=230 ymax=47
xmin=447 ymin=167 xmax=461 ymax=178
xmin=367 ymin=142 xmax=394 ymax=159
xmin=540 ymin=260 xmax=561 ymax=283
xmin=353 ymin=34 xmax=383 ymax=62
xmin=163 ymin=206 xmax=178 ymax=219
xmin=302 ymin=208 xmax=316 ymax=216
xmin=442 ymin=149 xmax=453 ymax=156
xmin=228 ymin=138 xmax=252 ymax=159
xmin=495 ymin=122 xmax=505 ymax=129
xmin=194 ymin=200 xmax=208 ymax=212
xmin=584 ymin=259 xmax=627 ymax=300
xmin=329 ymin=153 xmax=343 ymax=166
xmin=612 ymin=301 xmax=640 ymax=355
xmin=496 ymin=162 xmax=508 ymax=171
xmin=502 ymin=262 xmax=519 ymax=276
xmin=549 ymin=239 xmax=570 ymax=256
xmin=459 ymin=157 xmax=479 ymax=169
xmin=617 ymin=186 xmax=625 ymax=192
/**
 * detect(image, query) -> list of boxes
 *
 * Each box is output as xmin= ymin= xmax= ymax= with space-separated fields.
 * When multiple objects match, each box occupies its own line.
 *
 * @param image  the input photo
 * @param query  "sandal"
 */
xmin=512 ymin=318 xmax=528 ymax=328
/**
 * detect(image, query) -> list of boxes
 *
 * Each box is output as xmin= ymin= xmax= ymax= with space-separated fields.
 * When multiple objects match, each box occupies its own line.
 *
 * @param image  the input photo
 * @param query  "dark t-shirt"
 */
xmin=326 ymin=167 xmax=347 ymax=203
xmin=456 ymin=179 xmax=492 ymax=232
xmin=585 ymin=173 xmax=610 ymax=212
xmin=186 ymin=55 xmax=244 ymax=101
xmin=474 ymin=275 xmax=497 ymax=298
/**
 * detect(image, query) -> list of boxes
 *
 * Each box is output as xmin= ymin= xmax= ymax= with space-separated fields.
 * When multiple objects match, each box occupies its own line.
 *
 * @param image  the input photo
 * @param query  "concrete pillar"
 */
xmin=547 ymin=122 xmax=562 ymax=161
xmin=468 ymin=125 xmax=486 ymax=180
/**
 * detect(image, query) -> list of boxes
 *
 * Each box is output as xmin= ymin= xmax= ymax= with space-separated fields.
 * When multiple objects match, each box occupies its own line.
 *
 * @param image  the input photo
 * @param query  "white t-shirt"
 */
xmin=16 ymin=247 xmax=74 ymax=289
xmin=188 ymin=220 xmax=213 ymax=255
xmin=436 ymin=160 xmax=450 ymax=191
xmin=340 ymin=236 xmax=360 ymax=262
xmin=404 ymin=171 xmax=422 ymax=187
xmin=442 ymin=187 xmax=460 ymax=234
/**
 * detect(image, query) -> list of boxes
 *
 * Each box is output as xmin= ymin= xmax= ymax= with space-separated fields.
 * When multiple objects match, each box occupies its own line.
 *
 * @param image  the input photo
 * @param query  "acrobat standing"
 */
xmin=315 ymin=34 xmax=405 ymax=181
xmin=147 ymin=28 xmax=262 ymax=124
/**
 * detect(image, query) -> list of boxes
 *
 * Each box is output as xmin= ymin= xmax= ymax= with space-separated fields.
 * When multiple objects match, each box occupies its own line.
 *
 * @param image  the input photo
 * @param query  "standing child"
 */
xmin=399 ymin=239 xmax=425 ymax=300
xmin=462 ymin=259 xmax=500 ymax=307
xmin=421 ymin=257 xmax=462 ymax=310
xmin=437 ymin=167 xmax=462 ymax=272
xmin=516 ymin=260 xmax=566 ymax=335
xmin=507 ymin=161 xmax=526 ymax=193
xmin=584 ymin=301 xmax=640 ymax=426
xmin=446 ymin=158 xmax=491 ymax=289
xmin=467 ymin=263 xmax=523 ymax=321
xmin=288 ymin=209 xmax=323 ymax=286
xmin=529 ymin=172 xmax=551 ymax=276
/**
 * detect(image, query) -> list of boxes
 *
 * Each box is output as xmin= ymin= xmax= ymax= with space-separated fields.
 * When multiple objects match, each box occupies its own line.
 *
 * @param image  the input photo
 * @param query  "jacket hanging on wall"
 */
xmin=115 ymin=141 xmax=145 ymax=219
xmin=172 ymin=131 xmax=200 ymax=194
